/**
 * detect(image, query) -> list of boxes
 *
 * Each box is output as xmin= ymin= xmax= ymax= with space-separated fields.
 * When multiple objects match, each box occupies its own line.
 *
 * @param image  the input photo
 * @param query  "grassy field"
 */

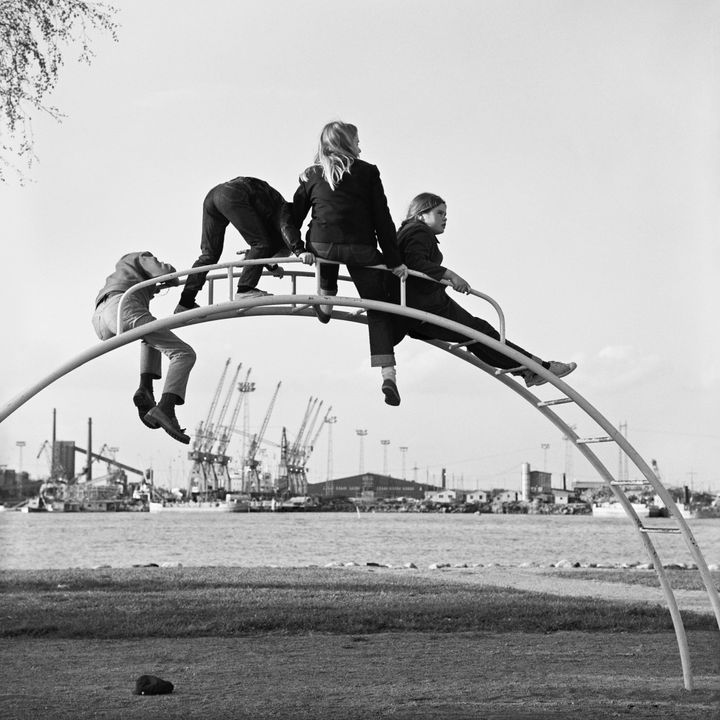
xmin=1 ymin=565 xmax=718 ymax=638
xmin=1 ymin=566 xmax=719 ymax=719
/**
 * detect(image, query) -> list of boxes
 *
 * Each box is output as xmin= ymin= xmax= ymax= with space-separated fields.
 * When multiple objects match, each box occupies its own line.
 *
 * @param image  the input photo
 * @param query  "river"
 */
xmin=1 ymin=511 xmax=718 ymax=571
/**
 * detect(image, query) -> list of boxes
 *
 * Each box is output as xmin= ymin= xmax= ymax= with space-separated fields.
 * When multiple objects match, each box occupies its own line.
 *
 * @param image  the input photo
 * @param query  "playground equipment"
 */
xmin=0 ymin=255 xmax=718 ymax=691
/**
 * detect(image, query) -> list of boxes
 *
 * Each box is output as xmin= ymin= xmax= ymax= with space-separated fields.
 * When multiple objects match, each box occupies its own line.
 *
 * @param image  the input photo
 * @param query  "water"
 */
xmin=1 ymin=512 xmax=718 ymax=571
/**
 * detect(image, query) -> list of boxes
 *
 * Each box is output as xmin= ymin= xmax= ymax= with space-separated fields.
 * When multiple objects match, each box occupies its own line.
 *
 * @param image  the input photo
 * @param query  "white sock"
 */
xmin=381 ymin=366 xmax=396 ymax=382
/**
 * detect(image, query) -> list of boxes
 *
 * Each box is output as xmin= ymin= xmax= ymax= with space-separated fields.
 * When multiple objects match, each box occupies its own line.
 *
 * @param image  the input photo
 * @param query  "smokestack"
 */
xmin=521 ymin=462 xmax=531 ymax=501
xmin=51 ymin=408 xmax=57 ymax=480
xmin=87 ymin=418 xmax=93 ymax=482
xmin=441 ymin=467 xmax=446 ymax=489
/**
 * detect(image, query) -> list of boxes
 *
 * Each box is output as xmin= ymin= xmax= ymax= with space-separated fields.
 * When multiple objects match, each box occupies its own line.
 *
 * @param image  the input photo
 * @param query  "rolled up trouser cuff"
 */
xmin=371 ymin=353 xmax=396 ymax=368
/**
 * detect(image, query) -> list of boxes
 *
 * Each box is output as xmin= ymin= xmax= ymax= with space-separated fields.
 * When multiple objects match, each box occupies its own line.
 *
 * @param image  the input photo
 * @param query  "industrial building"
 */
xmin=308 ymin=473 xmax=440 ymax=501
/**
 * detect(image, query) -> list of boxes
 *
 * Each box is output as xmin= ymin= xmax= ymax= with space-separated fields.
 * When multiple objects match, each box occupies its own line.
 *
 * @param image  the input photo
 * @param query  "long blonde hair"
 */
xmin=303 ymin=121 xmax=359 ymax=190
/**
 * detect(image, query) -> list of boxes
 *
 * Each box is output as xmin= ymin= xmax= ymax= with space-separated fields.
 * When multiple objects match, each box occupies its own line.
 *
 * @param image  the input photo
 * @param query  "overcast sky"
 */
xmin=1 ymin=0 xmax=718 ymax=494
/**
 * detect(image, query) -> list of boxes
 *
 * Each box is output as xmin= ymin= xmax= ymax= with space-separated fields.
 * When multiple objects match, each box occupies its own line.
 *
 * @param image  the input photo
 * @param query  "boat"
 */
xmin=591 ymin=501 xmax=650 ymax=517
xmin=18 ymin=495 xmax=52 ymax=513
xmin=148 ymin=493 xmax=251 ymax=513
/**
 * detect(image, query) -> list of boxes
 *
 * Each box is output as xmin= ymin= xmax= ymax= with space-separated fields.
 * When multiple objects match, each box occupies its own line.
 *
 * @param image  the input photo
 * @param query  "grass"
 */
xmin=1 ymin=566 xmax=716 ymax=639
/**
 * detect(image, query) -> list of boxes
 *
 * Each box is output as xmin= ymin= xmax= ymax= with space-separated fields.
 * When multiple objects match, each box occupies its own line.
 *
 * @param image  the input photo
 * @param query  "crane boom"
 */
xmin=245 ymin=381 xmax=281 ymax=490
xmin=74 ymin=446 xmax=145 ymax=476
xmin=308 ymin=405 xmax=332 ymax=455
xmin=216 ymin=368 xmax=251 ymax=457
xmin=247 ymin=382 xmax=282 ymax=465
xmin=201 ymin=357 xmax=232 ymax=451
xmin=209 ymin=362 xmax=242 ymax=453
xmin=291 ymin=397 xmax=316 ymax=455
xmin=205 ymin=358 xmax=231 ymax=427
xmin=303 ymin=400 xmax=324 ymax=451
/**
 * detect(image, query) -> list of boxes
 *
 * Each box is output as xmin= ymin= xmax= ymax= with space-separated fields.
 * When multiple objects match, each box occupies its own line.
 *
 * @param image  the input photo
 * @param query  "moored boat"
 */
xmin=148 ymin=494 xmax=250 ymax=513
xmin=591 ymin=501 xmax=650 ymax=517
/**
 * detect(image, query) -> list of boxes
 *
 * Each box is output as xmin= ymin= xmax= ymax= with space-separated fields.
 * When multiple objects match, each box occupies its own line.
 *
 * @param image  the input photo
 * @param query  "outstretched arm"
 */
xmin=442 ymin=269 xmax=470 ymax=294
xmin=401 ymin=226 xmax=470 ymax=293
xmin=277 ymin=202 xmax=313 ymax=263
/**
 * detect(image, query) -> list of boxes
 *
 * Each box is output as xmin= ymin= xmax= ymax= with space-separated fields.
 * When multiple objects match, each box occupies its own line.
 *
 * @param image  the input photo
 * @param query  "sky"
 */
xmin=0 ymin=0 xmax=718 ymax=495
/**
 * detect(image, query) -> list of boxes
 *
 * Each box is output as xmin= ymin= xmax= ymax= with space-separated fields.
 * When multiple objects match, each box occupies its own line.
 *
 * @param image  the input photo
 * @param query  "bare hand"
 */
xmin=299 ymin=252 xmax=315 ymax=266
xmin=391 ymin=263 xmax=409 ymax=280
xmin=446 ymin=270 xmax=470 ymax=293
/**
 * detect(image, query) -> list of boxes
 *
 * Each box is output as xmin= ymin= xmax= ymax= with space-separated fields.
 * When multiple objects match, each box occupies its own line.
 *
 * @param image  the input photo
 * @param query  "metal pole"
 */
xmin=356 ymin=429 xmax=367 ymax=474
xmin=51 ymin=408 xmax=57 ymax=480
xmin=237 ymin=381 xmax=256 ymax=492
xmin=399 ymin=446 xmax=408 ymax=480
xmin=541 ymin=443 xmax=550 ymax=472
xmin=325 ymin=416 xmax=337 ymax=481
xmin=381 ymin=440 xmax=390 ymax=475
xmin=87 ymin=418 xmax=92 ymax=482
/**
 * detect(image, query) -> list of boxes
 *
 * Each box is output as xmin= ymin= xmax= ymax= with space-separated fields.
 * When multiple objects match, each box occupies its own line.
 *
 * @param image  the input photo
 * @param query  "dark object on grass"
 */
xmin=134 ymin=674 xmax=174 ymax=695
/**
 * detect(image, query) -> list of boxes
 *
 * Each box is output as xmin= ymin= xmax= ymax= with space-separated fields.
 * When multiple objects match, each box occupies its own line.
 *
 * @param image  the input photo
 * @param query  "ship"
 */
xmin=148 ymin=492 xmax=251 ymax=513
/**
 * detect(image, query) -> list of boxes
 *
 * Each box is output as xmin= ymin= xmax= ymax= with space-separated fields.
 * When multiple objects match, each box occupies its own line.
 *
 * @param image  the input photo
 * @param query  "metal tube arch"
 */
xmin=1 ymin=259 xmax=716 ymax=689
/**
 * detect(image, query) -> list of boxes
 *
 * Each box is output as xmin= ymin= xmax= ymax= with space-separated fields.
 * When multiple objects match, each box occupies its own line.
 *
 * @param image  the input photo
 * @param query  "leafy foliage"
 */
xmin=0 ymin=0 xmax=118 ymax=181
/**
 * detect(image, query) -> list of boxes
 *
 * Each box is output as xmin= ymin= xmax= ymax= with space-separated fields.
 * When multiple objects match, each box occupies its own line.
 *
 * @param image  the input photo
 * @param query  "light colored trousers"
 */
xmin=92 ymin=293 xmax=196 ymax=403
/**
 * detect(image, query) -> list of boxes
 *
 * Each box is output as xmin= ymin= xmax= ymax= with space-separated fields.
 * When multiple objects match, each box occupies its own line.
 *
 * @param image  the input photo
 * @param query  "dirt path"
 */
xmin=404 ymin=565 xmax=718 ymax=616
xmin=2 ymin=633 xmax=718 ymax=719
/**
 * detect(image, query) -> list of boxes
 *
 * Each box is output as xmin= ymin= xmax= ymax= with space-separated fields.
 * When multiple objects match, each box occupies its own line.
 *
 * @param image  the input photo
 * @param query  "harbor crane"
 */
xmin=244 ymin=381 xmax=281 ymax=493
xmin=278 ymin=397 xmax=332 ymax=496
xmin=213 ymin=367 xmax=251 ymax=489
xmin=186 ymin=358 xmax=243 ymax=497
xmin=200 ymin=357 xmax=232 ymax=453
xmin=36 ymin=440 xmax=52 ymax=475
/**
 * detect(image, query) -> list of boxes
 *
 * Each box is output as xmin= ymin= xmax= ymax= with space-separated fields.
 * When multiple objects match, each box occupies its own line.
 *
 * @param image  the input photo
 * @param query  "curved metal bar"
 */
xmin=419 ymin=338 xmax=696 ymax=690
xmin=115 ymin=256 xmax=506 ymax=341
xmin=2 ymin=285 xmax=716 ymax=690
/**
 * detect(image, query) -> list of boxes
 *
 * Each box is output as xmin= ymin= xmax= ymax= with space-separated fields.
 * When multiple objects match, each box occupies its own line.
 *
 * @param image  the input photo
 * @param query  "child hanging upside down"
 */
xmin=92 ymin=251 xmax=196 ymax=444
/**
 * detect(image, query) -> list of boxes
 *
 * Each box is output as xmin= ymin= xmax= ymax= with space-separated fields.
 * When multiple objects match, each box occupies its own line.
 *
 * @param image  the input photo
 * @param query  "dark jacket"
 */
xmin=222 ymin=177 xmax=305 ymax=255
xmin=292 ymin=159 xmax=402 ymax=267
xmin=396 ymin=219 xmax=449 ymax=309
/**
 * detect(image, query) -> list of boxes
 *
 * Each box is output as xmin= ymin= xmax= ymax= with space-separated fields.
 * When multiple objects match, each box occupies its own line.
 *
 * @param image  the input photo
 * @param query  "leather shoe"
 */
xmin=174 ymin=302 xmax=199 ymax=314
xmin=382 ymin=379 xmax=401 ymax=406
xmin=133 ymin=388 xmax=159 ymax=429
xmin=144 ymin=406 xmax=190 ymax=444
xmin=313 ymin=304 xmax=332 ymax=324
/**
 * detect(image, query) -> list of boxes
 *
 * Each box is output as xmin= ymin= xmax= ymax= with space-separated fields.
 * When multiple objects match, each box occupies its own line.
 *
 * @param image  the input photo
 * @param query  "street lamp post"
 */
xmin=325 ymin=415 xmax=337 ymax=482
xmin=237 ymin=381 xmax=256 ymax=489
xmin=380 ymin=440 xmax=390 ymax=475
xmin=541 ymin=443 xmax=550 ymax=472
xmin=356 ymin=429 xmax=367 ymax=474
xmin=399 ymin=446 xmax=408 ymax=480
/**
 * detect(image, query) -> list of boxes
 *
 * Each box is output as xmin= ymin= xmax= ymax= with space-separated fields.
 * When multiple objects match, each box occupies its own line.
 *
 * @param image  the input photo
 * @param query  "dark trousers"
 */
xmin=183 ymin=183 xmax=278 ymax=301
xmin=318 ymin=261 xmax=396 ymax=367
xmin=399 ymin=293 xmax=535 ymax=370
